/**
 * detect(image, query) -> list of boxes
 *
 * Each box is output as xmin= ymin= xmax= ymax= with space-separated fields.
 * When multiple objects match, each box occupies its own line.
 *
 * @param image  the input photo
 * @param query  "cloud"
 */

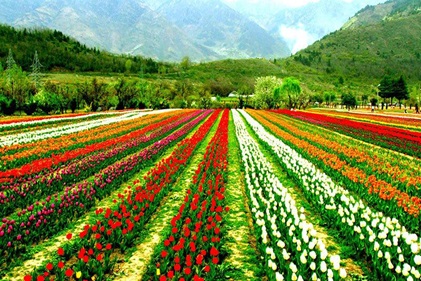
xmin=279 ymin=24 xmax=315 ymax=53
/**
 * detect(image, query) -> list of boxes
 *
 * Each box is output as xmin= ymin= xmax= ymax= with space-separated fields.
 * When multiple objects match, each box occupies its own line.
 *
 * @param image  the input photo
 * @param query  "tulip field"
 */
xmin=0 ymin=109 xmax=420 ymax=281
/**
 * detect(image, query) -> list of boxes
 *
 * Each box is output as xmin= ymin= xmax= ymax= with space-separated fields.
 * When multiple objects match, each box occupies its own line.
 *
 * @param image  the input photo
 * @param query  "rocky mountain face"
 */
xmin=158 ymin=0 xmax=289 ymax=59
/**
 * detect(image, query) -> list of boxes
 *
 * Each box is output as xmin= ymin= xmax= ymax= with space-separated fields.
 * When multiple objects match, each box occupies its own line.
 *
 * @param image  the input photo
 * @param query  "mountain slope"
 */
xmin=11 ymin=0 xmax=216 ymax=61
xmin=157 ymin=0 xmax=290 ymax=59
xmin=266 ymin=0 xmax=384 ymax=53
xmin=343 ymin=0 xmax=421 ymax=29
xmin=284 ymin=11 xmax=421 ymax=80
xmin=0 ymin=24 xmax=167 ymax=73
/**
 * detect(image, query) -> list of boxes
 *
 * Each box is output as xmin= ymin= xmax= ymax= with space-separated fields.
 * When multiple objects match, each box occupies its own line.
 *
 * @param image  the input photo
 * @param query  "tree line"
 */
xmin=0 ymin=24 xmax=171 ymax=74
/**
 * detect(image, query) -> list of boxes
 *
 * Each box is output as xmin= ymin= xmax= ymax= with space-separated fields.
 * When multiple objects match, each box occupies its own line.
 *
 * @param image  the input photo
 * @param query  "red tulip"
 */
xmin=196 ymin=254 xmax=204 ymax=265
xmin=184 ymin=267 xmax=191 ymax=275
xmin=65 ymin=268 xmax=73 ymax=277
xmin=66 ymin=233 xmax=72 ymax=240
xmin=46 ymin=263 xmax=53 ymax=271
xmin=57 ymin=248 xmax=64 ymax=256
xmin=210 ymin=247 xmax=219 ymax=256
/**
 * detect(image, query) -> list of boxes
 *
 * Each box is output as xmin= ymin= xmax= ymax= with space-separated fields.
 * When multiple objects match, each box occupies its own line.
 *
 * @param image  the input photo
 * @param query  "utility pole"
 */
xmin=30 ymin=51 xmax=43 ymax=90
xmin=6 ymin=49 xmax=16 ymax=86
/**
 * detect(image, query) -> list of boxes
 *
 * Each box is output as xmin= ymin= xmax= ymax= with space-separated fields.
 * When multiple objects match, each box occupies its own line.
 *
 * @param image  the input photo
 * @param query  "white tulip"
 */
xmin=320 ymin=261 xmax=327 ymax=273
xmin=339 ymin=268 xmax=347 ymax=278
xmin=310 ymin=262 xmax=316 ymax=271
xmin=399 ymin=254 xmax=405 ymax=262
xmin=411 ymin=243 xmax=420 ymax=254
xmin=414 ymin=255 xmax=421 ymax=265
xmin=275 ymin=272 xmax=284 ymax=281
xmin=290 ymin=262 xmax=298 ymax=273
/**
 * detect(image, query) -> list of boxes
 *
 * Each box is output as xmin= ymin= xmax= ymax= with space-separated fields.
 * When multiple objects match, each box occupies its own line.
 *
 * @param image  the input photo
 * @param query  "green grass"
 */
xmin=222 ymin=111 xmax=262 ymax=280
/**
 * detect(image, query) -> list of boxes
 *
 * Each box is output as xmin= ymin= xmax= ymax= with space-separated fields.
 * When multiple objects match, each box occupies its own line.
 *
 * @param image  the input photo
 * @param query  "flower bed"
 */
xmin=147 ymin=110 xmax=230 ymax=281
xmin=233 ymin=110 xmax=346 ymax=281
xmin=1 ymin=110 xmax=213 ymax=268
xmin=275 ymin=110 xmax=421 ymax=158
xmin=241 ymin=109 xmax=421 ymax=281
xmin=0 ymin=111 xmax=201 ymax=217
xmin=22 ymin=110 xmax=221 ymax=281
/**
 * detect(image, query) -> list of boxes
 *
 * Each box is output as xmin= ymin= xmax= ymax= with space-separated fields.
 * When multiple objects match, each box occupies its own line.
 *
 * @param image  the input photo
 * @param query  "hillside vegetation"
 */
xmin=0 ymin=24 xmax=166 ymax=74
xmin=282 ymin=13 xmax=421 ymax=80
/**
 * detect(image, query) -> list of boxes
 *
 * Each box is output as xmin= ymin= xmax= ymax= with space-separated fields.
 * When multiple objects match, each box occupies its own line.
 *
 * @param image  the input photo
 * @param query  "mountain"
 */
xmin=283 ymin=0 xmax=421 ymax=80
xmin=11 ymin=0 xmax=216 ymax=62
xmin=266 ymin=0 xmax=385 ymax=53
xmin=0 ymin=0 xmax=289 ymax=61
xmin=343 ymin=0 xmax=421 ymax=29
xmin=0 ymin=0 xmax=45 ymax=22
xmin=157 ymin=0 xmax=289 ymax=59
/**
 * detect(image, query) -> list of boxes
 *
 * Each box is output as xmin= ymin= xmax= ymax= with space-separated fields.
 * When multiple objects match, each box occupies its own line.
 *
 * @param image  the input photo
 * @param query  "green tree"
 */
xmin=180 ymin=56 xmax=191 ymax=72
xmin=341 ymin=92 xmax=357 ymax=110
xmin=323 ymin=91 xmax=336 ymax=107
xmin=361 ymin=94 xmax=369 ymax=107
xmin=125 ymin=59 xmax=133 ymax=73
xmin=378 ymin=75 xmax=394 ymax=103
xmin=394 ymin=76 xmax=409 ymax=108
xmin=280 ymin=77 xmax=302 ymax=109
xmin=253 ymin=76 xmax=282 ymax=109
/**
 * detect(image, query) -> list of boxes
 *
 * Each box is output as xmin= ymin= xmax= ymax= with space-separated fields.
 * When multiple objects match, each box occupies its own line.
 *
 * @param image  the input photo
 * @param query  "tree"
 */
xmin=180 ymin=56 xmax=191 ymax=72
xmin=378 ymin=75 xmax=394 ymax=103
xmin=361 ymin=94 xmax=369 ymax=107
xmin=311 ymin=93 xmax=324 ymax=105
xmin=253 ymin=76 xmax=282 ymax=109
xmin=370 ymin=97 xmax=378 ymax=107
xmin=125 ymin=59 xmax=132 ymax=73
xmin=323 ymin=91 xmax=336 ymax=107
xmin=280 ymin=77 xmax=302 ymax=109
xmin=341 ymin=92 xmax=357 ymax=110
xmin=394 ymin=76 xmax=409 ymax=108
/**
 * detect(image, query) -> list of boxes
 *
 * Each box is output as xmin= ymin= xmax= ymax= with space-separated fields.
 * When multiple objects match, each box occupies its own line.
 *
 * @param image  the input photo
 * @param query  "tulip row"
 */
xmin=250 ymin=110 xmax=421 ymax=229
xmin=233 ymin=110 xmax=346 ymax=281
xmin=0 ymin=110 xmax=212 ymax=267
xmin=310 ymin=110 xmax=421 ymax=130
xmin=275 ymin=110 xmax=421 ymax=158
xmin=22 ymin=110 xmax=222 ymax=281
xmin=0 ymin=111 xmax=182 ymax=177
xmin=0 ymin=113 xmax=116 ymax=137
xmin=271 ymin=112 xmax=421 ymax=197
xmin=0 ymin=111 xmax=179 ymax=171
xmin=240 ymin=109 xmax=421 ymax=280
xmin=0 ymin=110 xmax=146 ymax=147
xmin=0 ymin=111 xmax=99 ymax=127
xmin=148 ymin=109 xmax=229 ymax=281
xmin=0 ymin=110 xmax=201 ymax=217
